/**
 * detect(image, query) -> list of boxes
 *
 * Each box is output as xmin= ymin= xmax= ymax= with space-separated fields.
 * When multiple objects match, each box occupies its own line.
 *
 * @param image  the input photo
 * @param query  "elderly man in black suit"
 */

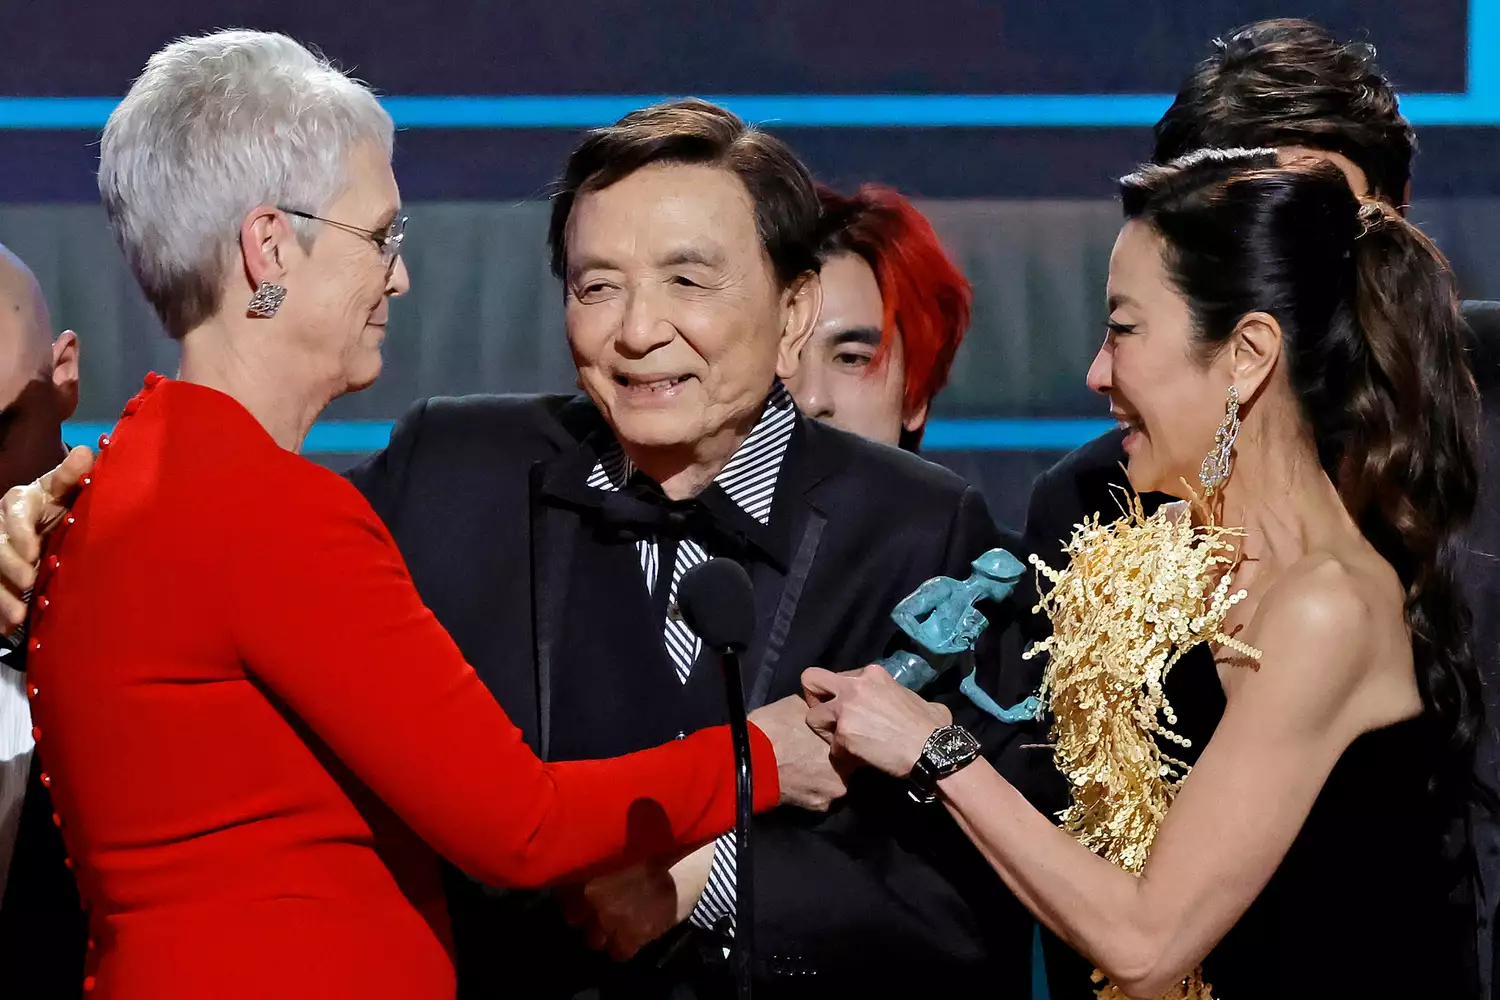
xmin=348 ymin=100 xmax=1037 ymax=998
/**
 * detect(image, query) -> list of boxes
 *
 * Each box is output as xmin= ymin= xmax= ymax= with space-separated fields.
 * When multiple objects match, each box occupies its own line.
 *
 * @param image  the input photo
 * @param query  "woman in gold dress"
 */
xmin=804 ymin=148 xmax=1486 ymax=999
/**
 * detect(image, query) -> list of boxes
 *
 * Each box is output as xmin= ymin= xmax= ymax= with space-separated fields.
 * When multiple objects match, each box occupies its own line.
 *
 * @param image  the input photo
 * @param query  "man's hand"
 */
xmin=564 ymin=843 xmax=715 ymax=962
xmin=0 ymin=445 xmax=94 ymax=635
xmin=749 ymin=692 xmax=847 ymax=812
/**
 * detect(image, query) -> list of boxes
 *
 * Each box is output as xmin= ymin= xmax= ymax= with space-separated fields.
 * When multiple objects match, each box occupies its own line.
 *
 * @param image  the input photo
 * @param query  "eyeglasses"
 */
xmin=279 ymin=208 xmax=407 ymax=268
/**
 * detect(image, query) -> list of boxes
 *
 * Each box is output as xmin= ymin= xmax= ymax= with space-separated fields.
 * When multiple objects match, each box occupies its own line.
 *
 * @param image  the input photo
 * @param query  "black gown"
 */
xmin=1042 ymin=642 xmax=1475 ymax=998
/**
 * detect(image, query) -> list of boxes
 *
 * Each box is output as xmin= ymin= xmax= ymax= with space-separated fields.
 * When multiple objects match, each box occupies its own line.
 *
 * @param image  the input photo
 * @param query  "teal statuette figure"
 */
xmin=878 ymin=549 xmax=1041 ymax=723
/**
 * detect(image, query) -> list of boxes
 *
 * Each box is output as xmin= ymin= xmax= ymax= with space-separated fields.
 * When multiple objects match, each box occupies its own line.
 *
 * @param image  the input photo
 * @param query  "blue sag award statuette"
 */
xmin=877 ymin=548 xmax=1041 ymax=723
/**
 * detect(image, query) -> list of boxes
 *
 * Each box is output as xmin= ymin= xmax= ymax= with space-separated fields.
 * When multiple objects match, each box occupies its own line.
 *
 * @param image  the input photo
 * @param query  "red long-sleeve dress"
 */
xmin=25 ymin=374 xmax=778 ymax=999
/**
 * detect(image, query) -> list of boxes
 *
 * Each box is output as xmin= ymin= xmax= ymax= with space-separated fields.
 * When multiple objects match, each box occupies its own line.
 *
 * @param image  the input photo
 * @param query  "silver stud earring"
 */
xmin=1198 ymin=384 xmax=1241 ymax=497
xmin=246 ymin=281 xmax=287 ymax=319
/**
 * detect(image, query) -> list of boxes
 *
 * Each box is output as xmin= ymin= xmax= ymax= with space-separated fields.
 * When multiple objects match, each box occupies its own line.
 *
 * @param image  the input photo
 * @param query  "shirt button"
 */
xmin=39 ymin=772 xmax=51 ymax=788
xmin=676 ymin=731 xmax=686 ymax=740
xmin=31 ymin=726 xmax=41 ymax=741
xmin=29 ymin=637 xmax=40 ymax=653
xmin=46 ymin=555 xmax=61 ymax=571
xmin=97 ymin=434 xmax=110 ymax=449
xmin=38 ymin=596 xmax=49 ymax=609
xmin=51 ymin=812 xmax=62 ymax=828
xmin=27 ymin=684 xmax=38 ymax=699
xmin=82 ymin=975 xmax=96 ymax=991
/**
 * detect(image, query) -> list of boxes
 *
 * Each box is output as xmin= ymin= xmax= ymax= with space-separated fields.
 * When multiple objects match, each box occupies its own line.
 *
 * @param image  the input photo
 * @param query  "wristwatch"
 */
xmin=908 ymin=724 xmax=981 ymax=803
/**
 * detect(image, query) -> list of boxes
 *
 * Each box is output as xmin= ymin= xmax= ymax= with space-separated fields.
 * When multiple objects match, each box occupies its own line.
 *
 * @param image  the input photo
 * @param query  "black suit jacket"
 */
xmin=348 ymin=393 xmax=1037 ymax=998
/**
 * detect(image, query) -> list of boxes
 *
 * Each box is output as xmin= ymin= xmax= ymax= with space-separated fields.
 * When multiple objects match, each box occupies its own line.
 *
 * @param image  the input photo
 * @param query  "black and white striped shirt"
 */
xmin=585 ymin=383 xmax=795 ymax=936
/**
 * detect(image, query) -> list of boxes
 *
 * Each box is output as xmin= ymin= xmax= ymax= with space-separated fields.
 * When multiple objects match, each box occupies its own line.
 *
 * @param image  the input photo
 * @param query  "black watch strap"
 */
xmin=909 ymin=755 xmax=942 ymax=804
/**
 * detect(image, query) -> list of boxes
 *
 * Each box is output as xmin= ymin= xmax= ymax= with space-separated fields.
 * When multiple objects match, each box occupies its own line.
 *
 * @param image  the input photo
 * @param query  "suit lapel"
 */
xmin=745 ymin=510 xmax=824 ymax=710
xmin=742 ymin=417 xmax=841 ymax=709
xmin=528 ymin=465 xmax=578 ymax=762
xmin=526 ymin=398 xmax=610 ymax=761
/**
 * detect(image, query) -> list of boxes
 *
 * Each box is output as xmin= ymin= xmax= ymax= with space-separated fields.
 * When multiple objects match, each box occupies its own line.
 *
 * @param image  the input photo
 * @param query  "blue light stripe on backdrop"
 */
xmin=64 ymin=418 xmax=1119 ymax=455
xmin=0 ymin=90 xmax=1496 ymax=129
xmin=2 ymin=0 xmax=1498 ymax=130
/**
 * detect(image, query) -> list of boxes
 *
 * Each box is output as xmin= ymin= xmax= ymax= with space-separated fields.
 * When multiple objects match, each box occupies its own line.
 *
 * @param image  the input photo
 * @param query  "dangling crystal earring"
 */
xmin=1198 ymin=384 xmax=1241 ymax=497
xmin=246 ymin=281 xmax=287 ymax=318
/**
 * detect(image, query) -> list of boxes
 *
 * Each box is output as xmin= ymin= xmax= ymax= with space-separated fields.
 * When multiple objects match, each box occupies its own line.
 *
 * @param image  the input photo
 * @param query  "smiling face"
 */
xmin=563 ymin=161 xmax=815 ymax=459
xmin=1089 ymin=220 xmax=1234 ymax=497
xmin=785 ymin=252 xmax=916 ymax=447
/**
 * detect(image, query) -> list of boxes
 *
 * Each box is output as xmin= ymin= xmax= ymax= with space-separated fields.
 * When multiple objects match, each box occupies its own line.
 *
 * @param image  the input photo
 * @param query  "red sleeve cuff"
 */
xmin=748 ymin=721 xmax=781 ymax=812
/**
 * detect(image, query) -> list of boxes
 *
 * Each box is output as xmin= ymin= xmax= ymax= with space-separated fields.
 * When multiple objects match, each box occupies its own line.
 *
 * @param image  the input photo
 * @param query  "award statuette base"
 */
xmin=877 ymin=650 xmax=1040 ymax=724
xmin=881 ymin=651 xmax=940 ymax=690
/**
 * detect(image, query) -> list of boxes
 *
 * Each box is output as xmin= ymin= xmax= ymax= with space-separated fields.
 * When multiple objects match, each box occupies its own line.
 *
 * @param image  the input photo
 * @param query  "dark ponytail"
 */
xmin=1120 ymin=148 xmax=1489 ymax=817
xmin=1342 ymin=200 xmax=1487 ymax=814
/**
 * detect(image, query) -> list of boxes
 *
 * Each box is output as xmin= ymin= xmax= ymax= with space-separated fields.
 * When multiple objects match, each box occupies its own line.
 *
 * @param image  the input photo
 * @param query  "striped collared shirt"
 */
xmin=584 ymin=383 xmax=795 ymax=680
xmin=584 ymin=383 xmax=796 ymax=935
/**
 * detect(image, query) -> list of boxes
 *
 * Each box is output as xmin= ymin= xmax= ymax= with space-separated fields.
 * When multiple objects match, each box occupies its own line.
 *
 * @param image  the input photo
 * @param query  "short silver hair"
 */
xmin=98 ymin=30 xmax=394 ymax=337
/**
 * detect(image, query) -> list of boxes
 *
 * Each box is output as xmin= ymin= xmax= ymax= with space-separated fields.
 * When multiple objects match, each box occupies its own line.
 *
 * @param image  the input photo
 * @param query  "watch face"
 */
xmin=929 ymin=727 xmax=978 ymax=767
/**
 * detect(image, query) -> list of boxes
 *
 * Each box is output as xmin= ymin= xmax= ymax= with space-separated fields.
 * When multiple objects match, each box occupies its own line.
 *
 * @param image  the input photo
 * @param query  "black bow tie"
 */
xmin=544 ymin=472 xmax=787 ymax=570
xmin=593 ymin=479 xmax=758 ymax=561
xmin=535 ymin=427 xmax=792 ymax=572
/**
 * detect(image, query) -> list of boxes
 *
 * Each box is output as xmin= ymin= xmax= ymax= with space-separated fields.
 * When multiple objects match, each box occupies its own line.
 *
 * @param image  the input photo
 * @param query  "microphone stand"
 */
xmin=720 ymin=645 xmax=755 ymax=1000
xmin=677 ymin=557 xmax=758 ymax=1000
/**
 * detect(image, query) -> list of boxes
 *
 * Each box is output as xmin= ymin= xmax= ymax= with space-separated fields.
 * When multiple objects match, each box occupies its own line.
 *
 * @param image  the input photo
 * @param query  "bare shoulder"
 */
xmin=1255 ymin=552 xmax=1379 ymax=635
xmin=1259 ymin=546 xmax=1406 ymax=642
xmin=1237 ymin=549 xmax=1412 ymax=730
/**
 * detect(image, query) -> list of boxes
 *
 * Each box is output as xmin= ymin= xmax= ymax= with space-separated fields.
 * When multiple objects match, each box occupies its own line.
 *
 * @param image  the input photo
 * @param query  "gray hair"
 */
xmin=98 ymin=29 xmax=394 ymax=337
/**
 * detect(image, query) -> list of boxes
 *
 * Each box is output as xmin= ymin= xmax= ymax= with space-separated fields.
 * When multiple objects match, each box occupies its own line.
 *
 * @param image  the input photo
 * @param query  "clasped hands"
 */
xmin=566 ymin=669 xmax=950 ymax=961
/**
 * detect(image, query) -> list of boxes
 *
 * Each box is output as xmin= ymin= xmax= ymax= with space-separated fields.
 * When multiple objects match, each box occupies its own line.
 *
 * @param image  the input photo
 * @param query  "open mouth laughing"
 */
xmin=1112 ymin=407 xmax=1145 ymax=451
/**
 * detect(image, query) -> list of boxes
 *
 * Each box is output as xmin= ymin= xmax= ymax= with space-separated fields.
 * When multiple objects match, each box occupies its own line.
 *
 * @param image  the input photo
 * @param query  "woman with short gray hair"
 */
xmin=16 ymin=30 xmax=787 ymax=1000
xmin=99 ymin=29 xmax=400 ymax=345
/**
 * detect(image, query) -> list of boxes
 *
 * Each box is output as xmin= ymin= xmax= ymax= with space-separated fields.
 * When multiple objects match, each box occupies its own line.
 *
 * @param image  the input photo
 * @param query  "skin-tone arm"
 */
xmin=0 ymin=445 xmax=93 ymax=632
xmin=805 ymin=559 xmax=1401 ymax=999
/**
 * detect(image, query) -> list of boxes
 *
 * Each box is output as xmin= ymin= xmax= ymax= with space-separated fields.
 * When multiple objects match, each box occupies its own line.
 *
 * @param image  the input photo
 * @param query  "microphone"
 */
xmin=677 ymin=557 xmax=756 ymax=1000
xmin=678 ymin=557 xmax=754 ymax=654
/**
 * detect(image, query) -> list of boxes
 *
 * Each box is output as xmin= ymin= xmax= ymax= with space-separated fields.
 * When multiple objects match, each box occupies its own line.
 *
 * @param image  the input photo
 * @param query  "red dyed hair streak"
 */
xmin=814 ymin=183 xmax=973 ymax=419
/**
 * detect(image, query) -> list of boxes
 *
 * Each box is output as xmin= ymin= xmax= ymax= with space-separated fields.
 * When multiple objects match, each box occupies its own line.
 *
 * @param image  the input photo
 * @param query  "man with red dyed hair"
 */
xmin=785 ymin=184 xmax=971 ymax=451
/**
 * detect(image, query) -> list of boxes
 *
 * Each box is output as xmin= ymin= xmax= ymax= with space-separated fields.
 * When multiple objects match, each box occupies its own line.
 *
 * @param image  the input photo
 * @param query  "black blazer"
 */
xmin=349 ymin=393 xmax=1038 ymax=997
